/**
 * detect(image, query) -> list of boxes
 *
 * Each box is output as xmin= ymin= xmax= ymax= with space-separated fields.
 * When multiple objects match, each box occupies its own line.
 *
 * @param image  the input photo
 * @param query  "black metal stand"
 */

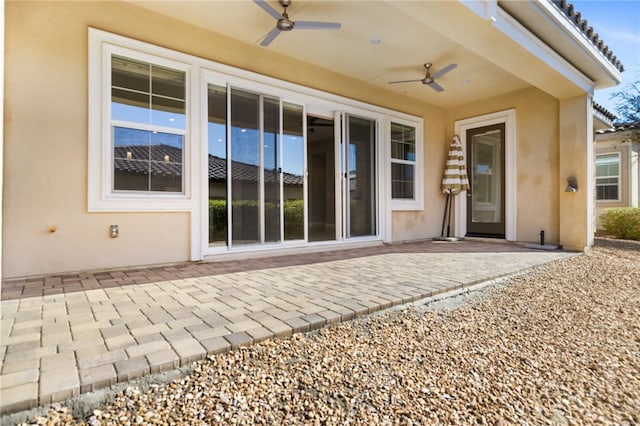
xmin=440 ymin=191 xmax=451 ymax=238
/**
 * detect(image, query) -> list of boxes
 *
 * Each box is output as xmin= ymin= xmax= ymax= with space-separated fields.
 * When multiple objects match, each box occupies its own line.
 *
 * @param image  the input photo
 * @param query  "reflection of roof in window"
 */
xmin=114 ymin=144 xmax=303 ymax=185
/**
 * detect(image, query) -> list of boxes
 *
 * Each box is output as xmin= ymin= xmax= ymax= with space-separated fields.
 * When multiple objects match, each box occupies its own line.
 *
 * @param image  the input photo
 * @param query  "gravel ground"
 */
xmin=17 ymin=241 xmax=640 ymax=425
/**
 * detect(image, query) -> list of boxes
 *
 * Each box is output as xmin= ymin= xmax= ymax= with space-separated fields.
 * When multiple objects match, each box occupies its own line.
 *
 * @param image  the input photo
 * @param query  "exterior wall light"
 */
xmin=565 ymin=176 xmax=578 ymax=192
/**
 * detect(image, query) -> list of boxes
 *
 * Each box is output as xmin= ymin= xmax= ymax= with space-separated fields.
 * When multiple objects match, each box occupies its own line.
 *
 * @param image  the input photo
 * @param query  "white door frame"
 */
xmin=454 ymin=109 xmax=517 ymax=241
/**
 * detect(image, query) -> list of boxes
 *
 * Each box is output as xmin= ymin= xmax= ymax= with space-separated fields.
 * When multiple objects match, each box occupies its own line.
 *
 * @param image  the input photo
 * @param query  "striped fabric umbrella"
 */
xmin=442 ymin=135 xmax=470 ymax=195
xmin=440 ymin=135 xmax=469 ymax=238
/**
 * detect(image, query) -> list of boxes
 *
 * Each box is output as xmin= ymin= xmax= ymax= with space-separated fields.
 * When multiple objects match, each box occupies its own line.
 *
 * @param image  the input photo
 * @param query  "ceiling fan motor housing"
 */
xmin=277 ymin=17 xmax=295 ymax=31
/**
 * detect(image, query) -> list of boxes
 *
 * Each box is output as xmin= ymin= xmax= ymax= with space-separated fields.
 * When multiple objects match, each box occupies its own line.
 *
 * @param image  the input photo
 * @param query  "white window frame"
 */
xmin=595 ymin=152 xmax=621 ymax=202
xmin=88 ymin=30 xmax=197 ymax=211
xmin=389 ymin=117 xmax=424 ymax=211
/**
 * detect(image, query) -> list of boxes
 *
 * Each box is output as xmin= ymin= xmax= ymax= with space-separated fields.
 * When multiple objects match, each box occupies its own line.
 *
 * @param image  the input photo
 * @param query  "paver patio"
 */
xmin=0 ymin=240 xmax=575 ymax=416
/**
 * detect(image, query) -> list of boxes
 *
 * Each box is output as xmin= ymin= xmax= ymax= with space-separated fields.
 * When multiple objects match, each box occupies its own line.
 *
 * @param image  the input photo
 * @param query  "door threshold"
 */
xmin=463 ymin=236 xmax=509 ymax=244
xmin=201 ymin=239 xmax=384 ymax=263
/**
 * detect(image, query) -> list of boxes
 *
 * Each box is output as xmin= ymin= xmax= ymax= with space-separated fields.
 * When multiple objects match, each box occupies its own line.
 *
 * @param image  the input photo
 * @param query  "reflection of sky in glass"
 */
xmin=151 ymin=132 xmax=182 ymax=149
xmin=349 ymin=144 xmax=356 ymax=173
xmin=112 ymin=102 xmax=186 ymax=129
xmin=114 ymin=127 xmax=148 ymax=147
xmin=283 ymin=135 xmax=303 ymax=176
xmin=208 ymin=123 xmax=226 ymax=159
xmin=264 ymin=131 xmax=279 ymax=171
xmin=208 ymin=125 xmax=304 ymax=175
xmin=231 ymin=127 xmax=259 ymax=166
xmin=114 ymin=127 xmax=182 ymax=149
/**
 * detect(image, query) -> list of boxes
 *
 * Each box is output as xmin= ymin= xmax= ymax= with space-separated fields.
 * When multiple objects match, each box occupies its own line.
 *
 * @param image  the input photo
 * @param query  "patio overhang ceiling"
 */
xmin=129 ymin=0 xmax=622 ymax=109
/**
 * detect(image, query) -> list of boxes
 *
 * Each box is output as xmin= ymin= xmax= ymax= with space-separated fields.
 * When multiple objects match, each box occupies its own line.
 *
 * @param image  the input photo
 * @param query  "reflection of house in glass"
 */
xmin=114 ymin=144 xmax=183 ymax=192
xmin=207 ymin=154 xmax=303 ymax=201
xmin=205 ymin=150 xmax=304 ymax=245
xmin=114 ymin=144 xmax=303 ymax=199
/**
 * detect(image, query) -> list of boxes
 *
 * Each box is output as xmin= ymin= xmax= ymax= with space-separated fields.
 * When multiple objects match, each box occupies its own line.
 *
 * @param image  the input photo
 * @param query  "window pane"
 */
xmin=392 ymin=163 xmax=414 ymax=199
xmin=283 ymin=102 xmax=304 ymax=241
xmin=264 ymin=97 xmax=281 ymax=243
xmin=231 ymin=89 xmax=260 ymax=245
xmin=596 ymin=177 xmax=619 ymax=200
xmin=390 ymin=122 xmax=416 ymax=201
xmin=112 ymin=55 xmax=185 ymax=129
xmin=391 ymin=123 xmax=415 ymax=161
xmin=152 ymin=64 xmax=185 ymax=99
xmin=149 ymin=133 xmax=183 ymax=192
xmin=112 ymin=88 xmax=150 ymax=123
xmin=596 ymin=154 xmax=619 ymax=177
xmin=151 ymin=96 xmax=186 ymax=129
xmin=112 ymin=56 xmax=149 ymax=92
xmin=348 ymin=115 xmax=376 ymax=237
xmin=113 ymin=127 xmax=183 ymax=193
xmin=113 ymin=127 xmax=150 ymax=191
xmin=208 ymin=84 xmax=228 ymax=246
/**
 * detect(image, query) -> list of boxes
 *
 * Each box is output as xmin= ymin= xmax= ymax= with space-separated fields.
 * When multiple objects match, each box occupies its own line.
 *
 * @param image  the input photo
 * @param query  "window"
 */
xmin=111 ymin=55 xmax=186 ymax=193
xmin=89 ymin=29 xmax=193 ymax=211
xmin=391 ymin=122 xmax=416 ymax=200
xmin=595 ymin=153 xmax=620 ymax=201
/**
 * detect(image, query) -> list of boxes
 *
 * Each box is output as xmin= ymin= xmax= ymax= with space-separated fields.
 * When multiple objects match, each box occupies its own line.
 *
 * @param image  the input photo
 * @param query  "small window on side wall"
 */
xmin=391 ymin=122 xmax=416 ymax=200
xmin=595 ymin=153 xmax=620 ymax=201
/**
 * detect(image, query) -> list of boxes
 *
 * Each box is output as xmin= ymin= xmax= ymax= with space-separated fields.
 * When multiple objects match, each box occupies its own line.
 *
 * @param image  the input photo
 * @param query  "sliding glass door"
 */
xmin=206 ymin=83 xmax=378 ymax=250
xmin=207 ymin=85 xmax=305 ymax=248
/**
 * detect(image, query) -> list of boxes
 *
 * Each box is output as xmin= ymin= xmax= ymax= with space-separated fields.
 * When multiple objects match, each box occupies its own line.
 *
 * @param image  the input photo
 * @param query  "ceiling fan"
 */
xmin=388 ymin=63 xmax=458 ymax=92
xmin=253 ymin=0 xmax=341 ymax=47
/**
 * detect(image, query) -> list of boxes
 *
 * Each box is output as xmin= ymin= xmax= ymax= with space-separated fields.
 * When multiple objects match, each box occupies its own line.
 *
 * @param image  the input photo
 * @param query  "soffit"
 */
xmin=127 ymin=0 xmax=599 ymax=108
xmin=499 ymin=0 xmax=622 ymax=89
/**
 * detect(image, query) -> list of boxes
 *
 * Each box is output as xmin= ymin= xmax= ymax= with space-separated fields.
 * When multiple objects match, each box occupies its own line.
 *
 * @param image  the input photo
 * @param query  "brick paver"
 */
xmin=0 ymin=240 xmax=576 ymax=416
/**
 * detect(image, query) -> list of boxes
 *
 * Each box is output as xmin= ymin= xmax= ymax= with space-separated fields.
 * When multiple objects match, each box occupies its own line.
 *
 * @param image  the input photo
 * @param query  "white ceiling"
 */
xmin=129 ymin=0 xmax=535 ymax=108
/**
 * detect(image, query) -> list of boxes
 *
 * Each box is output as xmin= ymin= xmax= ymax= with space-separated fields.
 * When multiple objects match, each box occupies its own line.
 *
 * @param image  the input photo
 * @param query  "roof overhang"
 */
xmin=126 ymin=0 xmax=624 ymax=108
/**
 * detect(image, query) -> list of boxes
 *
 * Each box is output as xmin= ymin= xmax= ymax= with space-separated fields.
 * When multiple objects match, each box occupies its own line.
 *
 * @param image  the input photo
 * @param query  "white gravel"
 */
xmin=17 ymin=241 xmax=640 ymax=425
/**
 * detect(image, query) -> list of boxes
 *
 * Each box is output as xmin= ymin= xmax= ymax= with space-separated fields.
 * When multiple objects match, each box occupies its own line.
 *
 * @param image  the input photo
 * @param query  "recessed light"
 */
xmin=369 ymin=37 xmax=383 ymax=45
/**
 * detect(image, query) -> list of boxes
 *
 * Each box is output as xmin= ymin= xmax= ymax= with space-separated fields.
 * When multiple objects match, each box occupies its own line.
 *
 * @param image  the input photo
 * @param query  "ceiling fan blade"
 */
xmin=294 ymin=21 xmax=341 ymax=30
xmin=388 ymin=79 xmax=424 ymax=84
xmin=253 ymin=0 xmax=283 ymax=20
xmin=431 ymin=63 xmax=457 ymax=80
xmin=261 ymin=26 xmax=282 ymax=46
xmin=427 ymin=81 xmax=445 ymax=92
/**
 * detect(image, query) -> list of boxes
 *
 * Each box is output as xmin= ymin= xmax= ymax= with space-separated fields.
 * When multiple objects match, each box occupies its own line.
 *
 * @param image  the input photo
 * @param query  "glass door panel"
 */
xmin=283 ymin=103 xmax=305 ymax=241
xmin=207 ymin=84 xmax=228 ymax=246
xmin=230 ymin=89 xmax=260 ymax=245
xmin=263 ymin=97 xmax=281 ymax=243
xmin=307 ymin=115 xmax=336 ymax=242
xmin=466 ymin=124 xmax=505 ymax=237
xmin=346 ymin=115 xmax=377 ymax=238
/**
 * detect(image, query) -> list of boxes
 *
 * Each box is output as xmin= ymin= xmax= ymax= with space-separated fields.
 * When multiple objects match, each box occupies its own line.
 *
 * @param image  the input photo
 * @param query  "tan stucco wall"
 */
xmin=445 ymin=87 xmax=561 ymax=245
xmin=3 ymin=1 xmax=441 ymax=278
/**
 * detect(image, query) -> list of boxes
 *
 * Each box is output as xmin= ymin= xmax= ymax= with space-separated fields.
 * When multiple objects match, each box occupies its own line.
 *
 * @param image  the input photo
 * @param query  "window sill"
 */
xmin=390 ymin=199 xmax=424 ymax=211
xmin=88 ymin=194 xmax=194 ymax=212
